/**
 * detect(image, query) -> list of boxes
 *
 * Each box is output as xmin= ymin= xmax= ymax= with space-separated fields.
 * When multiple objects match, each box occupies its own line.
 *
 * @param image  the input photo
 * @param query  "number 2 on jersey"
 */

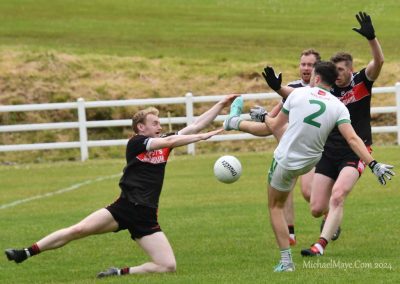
xmin=303 ymin=100 xmax=326 ymax=128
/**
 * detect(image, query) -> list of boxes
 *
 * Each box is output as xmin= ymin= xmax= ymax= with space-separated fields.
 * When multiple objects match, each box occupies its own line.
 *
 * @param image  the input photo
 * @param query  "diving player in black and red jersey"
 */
xmin=5 ymin=94 xmax=238 ymax=278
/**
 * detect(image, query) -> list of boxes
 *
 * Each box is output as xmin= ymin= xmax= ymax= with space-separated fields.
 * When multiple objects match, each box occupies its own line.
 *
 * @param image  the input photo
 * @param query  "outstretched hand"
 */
xmin=221 ymin=94 xmax=241 ymax=107
xmin=200 ymin=128 xmax=223 ymax=140
xmin=352 ymin=11 xmax=376 ymax=40
xmin=262 ymin=66 xmax=282 ymax=92
xmin=369 ymin=160 xmax=395 ymax=185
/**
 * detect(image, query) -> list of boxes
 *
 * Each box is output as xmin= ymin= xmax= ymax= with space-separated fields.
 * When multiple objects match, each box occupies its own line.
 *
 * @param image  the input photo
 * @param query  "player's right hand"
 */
xmin=249 ymin=105 xmax=268 ymax=122
xmin=352 ymin=11 xmax=376 ymax=40
xmin=262 ymin=66 xmax=282 ymax=92
xmin=369 ymin=160 xmax=395 ymax=185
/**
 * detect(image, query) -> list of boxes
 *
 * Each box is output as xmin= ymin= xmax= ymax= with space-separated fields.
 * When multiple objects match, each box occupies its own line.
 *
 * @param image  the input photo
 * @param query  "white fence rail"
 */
xmin=1 ymin=83 xmax=400 ymax=161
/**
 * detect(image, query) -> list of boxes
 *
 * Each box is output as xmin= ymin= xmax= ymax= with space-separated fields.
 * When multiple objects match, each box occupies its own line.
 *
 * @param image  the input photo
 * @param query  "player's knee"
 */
xmin=310 ymin=207 xmax=324 ymax=218
xmin=162 ymin=260 xmax=176 ymax=272
xmin=330 ymin=191 xmax=345 ymax=208
xmin=301 ymin=188 xmax=311 ymax=202
xmin=310 ymin=201 xmax=325 ymax=217
xmin=68 ymin=224 xmax=87 ymax=238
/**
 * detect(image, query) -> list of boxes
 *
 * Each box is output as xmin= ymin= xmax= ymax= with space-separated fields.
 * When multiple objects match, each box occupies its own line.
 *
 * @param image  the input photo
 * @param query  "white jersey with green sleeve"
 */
xmin=274 ymin=86 xmax=351 ymax=170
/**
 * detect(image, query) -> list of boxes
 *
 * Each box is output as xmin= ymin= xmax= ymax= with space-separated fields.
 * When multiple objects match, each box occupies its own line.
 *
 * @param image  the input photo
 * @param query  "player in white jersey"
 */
xmin=223 ymin=61 xmax=394 ymax=272
xmin=273 ymin=86 xmax=349 ymax=173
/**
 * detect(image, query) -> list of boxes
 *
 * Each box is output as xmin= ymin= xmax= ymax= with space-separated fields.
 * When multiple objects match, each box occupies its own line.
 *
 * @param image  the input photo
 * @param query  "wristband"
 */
xmin=368 ymin=160 xmax=377 ymax=170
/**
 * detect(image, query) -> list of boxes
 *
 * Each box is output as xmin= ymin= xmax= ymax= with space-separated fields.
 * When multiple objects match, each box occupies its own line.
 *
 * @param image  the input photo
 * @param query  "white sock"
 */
xmin=314 ymin=243 xmax=324 ymax=254
xmin=280 ymin=248 xmax=292 ymax=264
xmin=228 ymin=116 xmax=241 ymax=129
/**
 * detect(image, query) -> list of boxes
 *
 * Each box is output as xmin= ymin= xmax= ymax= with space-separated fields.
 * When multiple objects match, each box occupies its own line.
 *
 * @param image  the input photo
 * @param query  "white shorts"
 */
xmin=268 ymin=158 xmax=317 ymax=192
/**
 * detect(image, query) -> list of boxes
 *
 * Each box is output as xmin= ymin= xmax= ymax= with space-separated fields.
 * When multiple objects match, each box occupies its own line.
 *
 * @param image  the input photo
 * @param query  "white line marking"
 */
xmin=0 ymin=174 xmax=120 ymax=210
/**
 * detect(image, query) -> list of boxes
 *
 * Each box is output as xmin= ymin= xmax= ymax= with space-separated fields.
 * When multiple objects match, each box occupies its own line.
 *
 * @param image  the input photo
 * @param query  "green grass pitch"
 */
xmin=1 ymin=149 xmax=399 ymax=283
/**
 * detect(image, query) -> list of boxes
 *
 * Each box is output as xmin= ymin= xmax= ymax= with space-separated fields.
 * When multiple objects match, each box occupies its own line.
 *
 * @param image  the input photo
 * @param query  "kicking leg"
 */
xmin=239 ymin=120 xmax=273 ymax=136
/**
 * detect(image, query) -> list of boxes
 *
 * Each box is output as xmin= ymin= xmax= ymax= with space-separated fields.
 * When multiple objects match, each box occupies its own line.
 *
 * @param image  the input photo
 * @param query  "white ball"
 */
xmin=213 ymin=155 xmax=242 ymax=184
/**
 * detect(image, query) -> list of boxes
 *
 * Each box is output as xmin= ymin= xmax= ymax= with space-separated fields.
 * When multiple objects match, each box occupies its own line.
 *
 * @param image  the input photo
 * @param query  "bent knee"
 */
xmin=310 ymin=201 xmax=327 ymax=217
xmin=311 ymin=208 xmax=324 ymax=218
xmin=330 ymin=193 xmax=345 ymax=208
xmin=162 ymin=261 xmax=176 ymax=272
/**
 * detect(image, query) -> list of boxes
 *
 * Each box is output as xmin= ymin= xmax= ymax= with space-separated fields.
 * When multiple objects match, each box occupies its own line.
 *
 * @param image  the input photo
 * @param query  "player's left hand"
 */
xmin=369 ymin=160 xmax=395 ymax=185
xmin=352 ymin=11 xmax=376 ymax=40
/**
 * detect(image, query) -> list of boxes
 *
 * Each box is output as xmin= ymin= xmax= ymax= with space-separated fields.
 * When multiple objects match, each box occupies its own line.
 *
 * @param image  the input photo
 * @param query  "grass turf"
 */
xmin=0 ymin=149 xmax=399 ymax=283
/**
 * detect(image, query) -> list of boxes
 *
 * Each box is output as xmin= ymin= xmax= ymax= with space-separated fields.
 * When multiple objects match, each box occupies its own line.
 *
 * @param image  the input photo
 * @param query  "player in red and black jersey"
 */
xmin=5 ymin=94 xmax=238 ymax=278
xmin=301 ymin=12 xmax=386 ymax=256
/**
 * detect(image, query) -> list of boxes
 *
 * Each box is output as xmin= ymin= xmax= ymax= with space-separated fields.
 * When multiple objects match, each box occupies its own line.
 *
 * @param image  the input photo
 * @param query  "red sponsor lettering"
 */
xmin=339 ymin=83 xmax=370 ymax=105
xmin=137 ymin=148 xmax=170 ymax=164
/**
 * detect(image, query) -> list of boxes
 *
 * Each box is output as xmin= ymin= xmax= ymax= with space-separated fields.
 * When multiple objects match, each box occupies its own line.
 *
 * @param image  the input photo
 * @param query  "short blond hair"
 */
xmin=132 ymin=107 xmax=159 ymax=133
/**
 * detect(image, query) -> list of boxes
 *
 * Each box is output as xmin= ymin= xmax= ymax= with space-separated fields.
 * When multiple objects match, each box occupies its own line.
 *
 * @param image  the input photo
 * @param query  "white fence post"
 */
xmin=185 ymin=92 xmax=195 ymax=155
xmin=77 ymin=98 xmax=89 ymax=161
xmin=396 ymin=82 xmax=400 ymax=145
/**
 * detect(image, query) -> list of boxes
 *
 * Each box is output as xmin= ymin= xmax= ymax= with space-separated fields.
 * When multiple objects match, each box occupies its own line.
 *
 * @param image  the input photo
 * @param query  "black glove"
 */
xmin=352 ymin=11 xmax=375 ymax=40
xmin=262 ymin=66 xmax=282 ymax=92
xmin=368 ymin=160 xmax=395 ymax=185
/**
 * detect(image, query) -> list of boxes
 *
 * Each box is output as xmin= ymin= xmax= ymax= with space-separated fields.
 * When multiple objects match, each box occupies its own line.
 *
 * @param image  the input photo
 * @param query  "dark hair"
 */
xmin=314 ymin=61 xmax=338 ymax=86
xmin=330 ymin=52 xmax=353 ymax=67
xmin=301 ymin=48 xmax=321 ymax=62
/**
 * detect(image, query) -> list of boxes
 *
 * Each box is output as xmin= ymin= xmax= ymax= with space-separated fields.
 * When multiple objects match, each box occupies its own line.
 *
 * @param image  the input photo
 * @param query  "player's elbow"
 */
xmin=377 ymin=54 xmax=385 ymax=67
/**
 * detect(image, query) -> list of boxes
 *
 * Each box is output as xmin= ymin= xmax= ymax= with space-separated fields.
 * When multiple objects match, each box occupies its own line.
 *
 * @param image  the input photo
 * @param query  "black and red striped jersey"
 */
xmin=324 ymin=68 xmax=374 ymax=154
xmin=119 ymin=134 xmax=173 ymax=208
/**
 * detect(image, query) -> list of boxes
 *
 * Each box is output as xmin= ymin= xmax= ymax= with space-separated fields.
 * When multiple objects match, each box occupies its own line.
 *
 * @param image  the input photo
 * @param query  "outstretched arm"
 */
xmin=148 ymin=129 xmax=223 ymax=150
xmin=365 ymin=39 xmax=384 ymax=81
xmin=179 ymin=94 xmax=239 ymax=135
xmin=352 ymin=11 xmax=384 ymax=81
xmin=338 ymin=123 xmax=394 ymax=185
xmin=338 ymin=123 xmax=374 ymax=164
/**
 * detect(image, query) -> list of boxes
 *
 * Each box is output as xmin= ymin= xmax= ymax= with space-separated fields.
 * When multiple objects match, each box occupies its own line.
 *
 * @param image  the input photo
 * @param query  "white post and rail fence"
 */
xmin=1 ymin=83 xmax=400 ymax=161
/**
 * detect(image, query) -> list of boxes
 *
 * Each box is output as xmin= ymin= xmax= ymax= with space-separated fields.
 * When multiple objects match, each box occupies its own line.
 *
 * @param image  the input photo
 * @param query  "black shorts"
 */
xmin=315 ymin=146 xmax=372 ymax=180
xmin=106 ymin=197 xmax=161 ymax=240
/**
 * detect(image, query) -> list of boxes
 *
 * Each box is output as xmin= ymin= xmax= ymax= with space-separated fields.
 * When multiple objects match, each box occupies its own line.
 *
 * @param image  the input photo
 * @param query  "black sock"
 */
xmin=288 ymin=225 xmax=295 ymax=235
